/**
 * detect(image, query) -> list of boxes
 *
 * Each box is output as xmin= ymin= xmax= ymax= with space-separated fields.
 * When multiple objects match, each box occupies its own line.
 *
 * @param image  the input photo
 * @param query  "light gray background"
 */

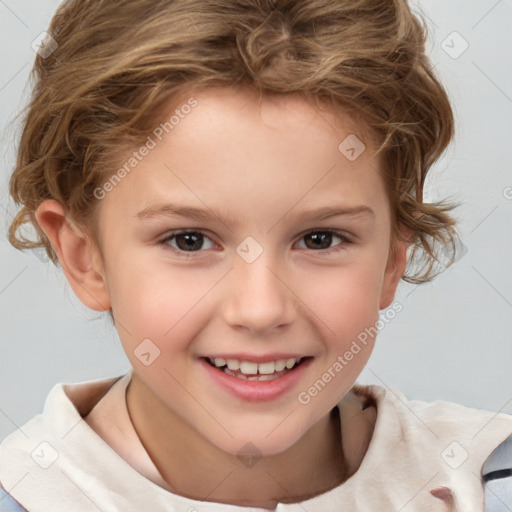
xmin=1 ymin=0 xmax=511 ymax=442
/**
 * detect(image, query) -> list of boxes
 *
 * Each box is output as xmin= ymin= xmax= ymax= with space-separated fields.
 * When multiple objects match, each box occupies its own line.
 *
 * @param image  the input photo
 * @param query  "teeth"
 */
xmin=258 ymin=362 xmax=276 ymax=375
xmin=239 ymin=361 xmax=258 ymax=375
xmin=274 ymin=360 xmax=286 ymax=371
xmin=224 ymin=368 xmax=285 ymax=381
xmin=210 ymin=357 xmax=303 ymax=375
xmin=285 ymin=358 xmax=296 ymax=369
xmin=226 ymin=359 xmax=240 ymax=371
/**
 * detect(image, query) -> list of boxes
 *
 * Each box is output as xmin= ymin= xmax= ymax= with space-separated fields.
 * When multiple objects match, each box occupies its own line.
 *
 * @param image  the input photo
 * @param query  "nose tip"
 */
xmin=222 ymin=257 xmax=296 ymax=333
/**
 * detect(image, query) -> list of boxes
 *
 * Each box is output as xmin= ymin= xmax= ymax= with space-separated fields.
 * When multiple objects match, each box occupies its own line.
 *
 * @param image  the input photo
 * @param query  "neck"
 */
xmin=126 ymin=374 xmax=346 ymax=507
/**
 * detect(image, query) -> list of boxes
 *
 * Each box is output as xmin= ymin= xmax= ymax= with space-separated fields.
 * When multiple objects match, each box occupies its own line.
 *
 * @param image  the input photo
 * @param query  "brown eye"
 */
xmin=160 ymin=230 xmax=215 ymax=253
xmin=297 ymin=230 xmax=351 ymax=252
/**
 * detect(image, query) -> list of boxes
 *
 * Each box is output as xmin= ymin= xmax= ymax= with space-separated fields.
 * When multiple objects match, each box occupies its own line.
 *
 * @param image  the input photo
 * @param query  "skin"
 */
xmin=36 ymin=85 xmax=410 ymax=508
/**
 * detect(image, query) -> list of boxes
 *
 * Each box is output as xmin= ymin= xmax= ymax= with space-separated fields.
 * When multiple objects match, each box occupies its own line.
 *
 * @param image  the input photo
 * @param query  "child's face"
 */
xmin=85 ymin=86 xmax=406 ymax=456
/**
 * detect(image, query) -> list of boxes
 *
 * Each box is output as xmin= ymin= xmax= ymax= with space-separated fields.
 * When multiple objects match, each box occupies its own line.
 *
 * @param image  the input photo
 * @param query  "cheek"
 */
xmin=299 ymin=259 xmax=383 ymax=335
xmin=107 ymin=256 xmax=217 ymax=347
xmin=291 ymin=268 xmax=381 ymax=407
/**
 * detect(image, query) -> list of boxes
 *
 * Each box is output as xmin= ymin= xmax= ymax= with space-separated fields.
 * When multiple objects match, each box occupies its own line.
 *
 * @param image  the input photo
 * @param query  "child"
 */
xmin=1 ymin=0 xmax=511 ymax=510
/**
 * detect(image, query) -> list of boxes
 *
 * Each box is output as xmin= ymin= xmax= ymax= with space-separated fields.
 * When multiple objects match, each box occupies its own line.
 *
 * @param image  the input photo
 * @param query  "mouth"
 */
xmin=203 ymin=356 xmax=312 ymax=382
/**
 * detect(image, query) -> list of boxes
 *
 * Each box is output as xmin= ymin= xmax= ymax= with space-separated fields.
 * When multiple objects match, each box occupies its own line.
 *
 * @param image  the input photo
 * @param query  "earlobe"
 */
xmin=379 ymin=232 xmax=412 ymax=310
xmin=34 ymin=199 xmax=111 ymax=312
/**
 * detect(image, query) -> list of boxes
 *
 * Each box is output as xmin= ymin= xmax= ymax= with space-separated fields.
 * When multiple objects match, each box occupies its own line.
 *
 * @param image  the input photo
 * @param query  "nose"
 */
xmin=221 ymin=252 xmax=296 ymax=334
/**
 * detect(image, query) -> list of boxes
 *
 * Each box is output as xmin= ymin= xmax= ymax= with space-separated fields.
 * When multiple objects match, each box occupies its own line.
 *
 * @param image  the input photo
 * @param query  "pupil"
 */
xmin=308 ymin=232 xmax=331 ymax=250
xmin=177 ymin=233 xmax=202 ymax=251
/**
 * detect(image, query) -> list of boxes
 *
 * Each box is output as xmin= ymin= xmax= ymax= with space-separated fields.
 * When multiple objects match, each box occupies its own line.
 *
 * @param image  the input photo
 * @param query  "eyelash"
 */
xmin=157 ymin=229 xmax=353 ymax=258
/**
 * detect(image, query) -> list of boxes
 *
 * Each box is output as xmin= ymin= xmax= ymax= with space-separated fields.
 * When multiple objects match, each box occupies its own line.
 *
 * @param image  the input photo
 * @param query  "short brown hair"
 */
xmin=8 ymin=0 xmax=459 ymax=284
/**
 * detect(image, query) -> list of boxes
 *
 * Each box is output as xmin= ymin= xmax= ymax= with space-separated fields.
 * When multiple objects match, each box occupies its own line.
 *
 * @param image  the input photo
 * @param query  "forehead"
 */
xmin=173 ymin=85 xmax=375 ymax=142
xmin=95 ymin=86 xmax=386 ymax=228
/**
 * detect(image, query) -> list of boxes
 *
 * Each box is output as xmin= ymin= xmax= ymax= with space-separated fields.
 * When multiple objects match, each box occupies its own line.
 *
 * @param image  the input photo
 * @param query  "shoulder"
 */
xmin=0 ymin=374 xmax=127 ymax=511
xmin=347 ymin=384 xmax=512 ymax=510
xmin=0 ymin=482 xmax=28 ymax=511
xmin=352 ymin=383 xmax=512 ymax=446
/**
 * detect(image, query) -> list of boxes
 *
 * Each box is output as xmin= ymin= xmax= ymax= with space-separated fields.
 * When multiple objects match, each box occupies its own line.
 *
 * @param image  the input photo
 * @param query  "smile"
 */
xmin=201 ymin=355 xmax=314 ymax=402
xmin=205 ymin=356 xmax=310 ymax=381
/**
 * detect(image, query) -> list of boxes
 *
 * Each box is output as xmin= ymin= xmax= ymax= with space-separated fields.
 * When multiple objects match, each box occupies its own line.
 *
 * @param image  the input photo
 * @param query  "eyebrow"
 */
xmin=136 ymin=202 xmax=375 ymax=226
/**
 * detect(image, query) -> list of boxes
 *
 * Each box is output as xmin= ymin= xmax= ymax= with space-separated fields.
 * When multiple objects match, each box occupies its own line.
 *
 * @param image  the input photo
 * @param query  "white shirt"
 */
xmin=1 ymin=370 xmax=511 ymax=511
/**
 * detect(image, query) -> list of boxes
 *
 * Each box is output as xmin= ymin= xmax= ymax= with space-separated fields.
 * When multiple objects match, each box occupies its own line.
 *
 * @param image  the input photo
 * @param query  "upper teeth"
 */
xmin=210 ymin=357 xmax=303 ymax=375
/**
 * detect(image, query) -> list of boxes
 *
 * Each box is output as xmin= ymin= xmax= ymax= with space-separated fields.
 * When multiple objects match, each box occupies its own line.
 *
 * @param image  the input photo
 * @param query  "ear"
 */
xmin=379 ymin=227 xmax=412 ymax=309
xmin=34 ymin=199 xmax=111 ymax=312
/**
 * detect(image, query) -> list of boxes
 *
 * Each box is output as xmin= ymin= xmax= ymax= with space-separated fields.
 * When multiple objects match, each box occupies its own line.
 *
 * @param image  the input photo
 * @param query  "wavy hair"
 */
xmin=8 ymin=0 xmax=459 ymax=284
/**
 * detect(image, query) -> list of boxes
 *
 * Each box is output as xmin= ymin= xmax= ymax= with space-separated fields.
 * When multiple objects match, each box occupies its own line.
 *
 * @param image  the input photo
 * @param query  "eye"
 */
xmin=158 ymin=228 xmax=352 ymax=258
xmin=159 ymin=230 xmax=215 ymax=255
xmin=295 ymin=230 xmax=351 ymax=252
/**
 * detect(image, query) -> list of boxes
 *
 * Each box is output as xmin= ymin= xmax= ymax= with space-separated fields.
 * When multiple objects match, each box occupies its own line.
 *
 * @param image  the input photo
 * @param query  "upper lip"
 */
xmin=202 ymin=354 xmax=311 ymax=364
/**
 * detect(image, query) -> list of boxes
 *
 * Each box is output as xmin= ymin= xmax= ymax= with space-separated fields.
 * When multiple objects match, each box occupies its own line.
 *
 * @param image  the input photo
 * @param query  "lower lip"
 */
xmin=200 ymin=357 xmax=313 ymax=403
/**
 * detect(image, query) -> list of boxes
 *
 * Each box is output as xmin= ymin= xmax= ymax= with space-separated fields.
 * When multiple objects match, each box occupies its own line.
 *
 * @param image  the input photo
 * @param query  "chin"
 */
xmin=207 ymin=426 xmax=306 ymax=460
